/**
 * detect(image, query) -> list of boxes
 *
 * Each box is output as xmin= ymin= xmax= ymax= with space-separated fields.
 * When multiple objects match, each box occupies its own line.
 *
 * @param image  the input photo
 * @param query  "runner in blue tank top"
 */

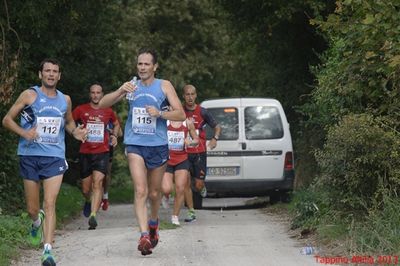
xmin=2 ymin=58 xmax=87 ymax=266
xmin=99 ymin=48 xmax=185 ymax=256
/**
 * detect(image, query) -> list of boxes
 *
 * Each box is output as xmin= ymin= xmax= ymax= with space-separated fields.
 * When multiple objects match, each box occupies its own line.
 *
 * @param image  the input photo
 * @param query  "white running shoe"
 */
xmin=171 ymin=215 xmax=180 ymax=226
xmin=161 ymin=195 xmax=170 ymax=209
xmin=200 ymin=186 xmax=207 ymax=198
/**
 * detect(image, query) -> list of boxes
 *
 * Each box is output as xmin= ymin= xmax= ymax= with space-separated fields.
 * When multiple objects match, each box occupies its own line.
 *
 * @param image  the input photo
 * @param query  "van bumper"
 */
xmin=205 ymin=170 xmax=294 ymax=197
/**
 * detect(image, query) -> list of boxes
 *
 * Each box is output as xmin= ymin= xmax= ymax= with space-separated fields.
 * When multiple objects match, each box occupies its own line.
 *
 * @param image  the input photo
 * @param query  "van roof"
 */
xmin=201 ymin=97 xmax=282 ymax=107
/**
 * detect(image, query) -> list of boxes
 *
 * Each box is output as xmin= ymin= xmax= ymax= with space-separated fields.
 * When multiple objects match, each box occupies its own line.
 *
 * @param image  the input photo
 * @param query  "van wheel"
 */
xmin=193 ymin=191 xmax=203 ymax=209
xmin=269 ymin=191 xmax=291 ymax=204
xmin=269 ymin=192 xmax=280 ymax=204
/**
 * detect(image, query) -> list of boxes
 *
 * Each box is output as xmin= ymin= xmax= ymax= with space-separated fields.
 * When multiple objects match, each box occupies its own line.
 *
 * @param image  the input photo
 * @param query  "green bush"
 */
xmin=315 ymin=113 xmax=400 ymax=211
xmin=349 ymin=193 xmax=400 ymax=254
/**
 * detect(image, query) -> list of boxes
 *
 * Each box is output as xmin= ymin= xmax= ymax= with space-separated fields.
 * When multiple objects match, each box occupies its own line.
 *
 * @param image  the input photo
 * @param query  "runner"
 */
xmin=72 ymin=83 xmax=120 ymax=229
xmin=98 ymin=48 xmax=185 ymax=255
xmin=161 ymin=117 xmax=199 ymax=225
xmin=2 ymin=58 xmax=87 ymax=266
xmin=182 ymin=84 xmax=221 ymax=222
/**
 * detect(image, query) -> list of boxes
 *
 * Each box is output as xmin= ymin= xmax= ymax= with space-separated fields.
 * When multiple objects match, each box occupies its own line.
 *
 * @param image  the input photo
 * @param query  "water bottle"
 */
xmin=300 ymin=246 xmax=317 ymax=255
xmin=126 ymin=76 xmax=137 ymax=100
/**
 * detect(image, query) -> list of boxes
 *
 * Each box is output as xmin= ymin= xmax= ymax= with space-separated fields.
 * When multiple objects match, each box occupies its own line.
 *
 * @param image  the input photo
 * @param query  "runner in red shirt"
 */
xmin=182 ymin=84 xmax=221 ymax=222
xmin=161 ymin=118 xmax=198 ymax=225
xmin=72 ymin=83 xmax=120 ymax=229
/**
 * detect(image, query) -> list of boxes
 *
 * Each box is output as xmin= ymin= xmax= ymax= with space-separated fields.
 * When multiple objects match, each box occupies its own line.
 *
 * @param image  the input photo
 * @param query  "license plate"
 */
xmin=207 ymin=167 xmax=239 ymax=176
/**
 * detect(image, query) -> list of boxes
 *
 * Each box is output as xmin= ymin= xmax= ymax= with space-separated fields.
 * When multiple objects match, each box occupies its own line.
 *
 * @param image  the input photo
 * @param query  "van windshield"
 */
xmin=205 ymin=107 xmax=239 ymax=140
xmin=245 ymin=106 xmax=283 ymax=139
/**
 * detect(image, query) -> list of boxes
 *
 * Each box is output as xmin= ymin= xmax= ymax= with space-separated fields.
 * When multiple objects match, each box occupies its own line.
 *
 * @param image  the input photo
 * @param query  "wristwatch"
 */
xmin=212 ymin=135 xmax=219 ymax=141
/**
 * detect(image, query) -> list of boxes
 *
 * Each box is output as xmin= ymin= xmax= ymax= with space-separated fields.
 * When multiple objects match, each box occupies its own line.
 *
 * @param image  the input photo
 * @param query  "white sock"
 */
xmin=32 ymin=217 xmax=41 ymax=228
xmin=44 ymin=243 xmax=52 ymax=252
xmin=103 ymin=193 xmax=108 ymax=200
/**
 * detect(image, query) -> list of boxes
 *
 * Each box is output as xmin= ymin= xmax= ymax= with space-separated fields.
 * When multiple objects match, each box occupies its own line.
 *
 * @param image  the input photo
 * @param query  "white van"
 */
xmin=201 ymin=98 xmax=294 ymax=204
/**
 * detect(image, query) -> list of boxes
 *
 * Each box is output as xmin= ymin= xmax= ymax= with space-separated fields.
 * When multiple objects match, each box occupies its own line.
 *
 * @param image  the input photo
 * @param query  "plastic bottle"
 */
xmin=126 ymin=76 xmax=137 ymax=100
xmin=300 ymin=246 xmax=317 ymax=255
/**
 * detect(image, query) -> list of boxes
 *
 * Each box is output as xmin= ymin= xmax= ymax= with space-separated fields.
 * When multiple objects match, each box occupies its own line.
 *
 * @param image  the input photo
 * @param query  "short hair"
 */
xmin=88 ymin=82 xmax=103 ymax=92
xmin=138 ymin=47 xmax=158 ymax=64
xmin=39 ymin=58 xmax=61 ymax=72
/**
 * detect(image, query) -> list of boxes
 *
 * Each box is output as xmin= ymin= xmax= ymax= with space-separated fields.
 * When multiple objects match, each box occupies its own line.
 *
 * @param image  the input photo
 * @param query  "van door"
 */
xmin=241 ymin=98 xmax=287 ymax=180
xmin=202 ymin=99 xmax=243 ymax=180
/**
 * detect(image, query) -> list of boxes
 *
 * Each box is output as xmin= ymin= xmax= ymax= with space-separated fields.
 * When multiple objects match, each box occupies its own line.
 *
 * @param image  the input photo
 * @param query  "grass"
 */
xmin=109 ymin=184 xmax=134 ymax=204
xmin=0 ymin=183 xmax=83 ymax=266
xmin=288 ymin=188 xmax=400 ymax=256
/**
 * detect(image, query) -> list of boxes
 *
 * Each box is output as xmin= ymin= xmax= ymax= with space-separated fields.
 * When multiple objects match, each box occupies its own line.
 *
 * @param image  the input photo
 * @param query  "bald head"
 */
xmin=182 ymin=84 xmax=197 ymax=109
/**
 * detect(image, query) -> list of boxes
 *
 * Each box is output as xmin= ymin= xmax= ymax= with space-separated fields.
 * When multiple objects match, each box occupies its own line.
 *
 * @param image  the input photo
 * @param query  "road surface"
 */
xmin=14 ymin=198 xmax=318 ymax=266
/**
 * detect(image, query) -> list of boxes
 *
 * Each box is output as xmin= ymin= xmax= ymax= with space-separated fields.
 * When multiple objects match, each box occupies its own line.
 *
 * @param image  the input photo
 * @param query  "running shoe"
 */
xmin=88 ymin=215 xmax=97 ymax=230
xmin=41 ymin=249 xmax=56 ymax=266
xmin=83 ymin=201 xmax=91 ymax=217
xmin=148 ymin=220 xmax=159 ymax=248
xmin=184 ymin=209 xmax=196 ymax=222
xmin=200 ymin=186 xmax=207 ymax=198
xmin=171 ymin=215 xmax=180 ymax=226
xmin=29 ymin=209 xmax=45 ymax=247
xmin=101 ymin=198 xmax=109 ymax=211
xmin=161 ymin=195 xmax=169 ymax=209
xmin=137 ymin=235 xmax=152 ymax=256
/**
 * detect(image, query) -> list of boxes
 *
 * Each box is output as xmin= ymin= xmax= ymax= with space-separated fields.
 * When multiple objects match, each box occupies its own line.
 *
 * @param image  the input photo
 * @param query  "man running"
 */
xmin=98 ymin=48 xmax=185 ymax=255
xmin=72 ymin=83 xmax=120 ymax=229
xmin=161 ymin=117 xmax=199 ymax=225
xmin=2 ymin=58 xmax=87 ymax=266
xmin=182 ymin=84 xmax=221 ymax=222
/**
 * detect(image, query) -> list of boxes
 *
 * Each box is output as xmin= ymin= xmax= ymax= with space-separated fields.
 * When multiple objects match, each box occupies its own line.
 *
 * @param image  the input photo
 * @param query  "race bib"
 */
xmin=132 ymin=107 xmax=156 ymax=135
xmin=168 ymin=130 xmax=185 ymax=151
xmin=87 ymin=122 xmax=105 ymax=143
xmin=35 ymin=117 xmax=61 ymax=144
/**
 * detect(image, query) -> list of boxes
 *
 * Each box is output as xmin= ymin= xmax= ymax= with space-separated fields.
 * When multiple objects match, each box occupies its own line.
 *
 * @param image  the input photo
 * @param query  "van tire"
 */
xmin=193 ymin=191 xmax=203 ymax=209
xmin=269 ymin=191 xmax=291 ymax=204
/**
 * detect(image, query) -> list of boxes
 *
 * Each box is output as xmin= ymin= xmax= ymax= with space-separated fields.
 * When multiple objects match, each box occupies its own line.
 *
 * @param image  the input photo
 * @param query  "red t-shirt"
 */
xmin=72 ymin=103 xmax=118 ymax=154
xmin=184 ymin=105 xmax=218 ymax=154
xmin=167 ymin=121 xmax=188 ymax=166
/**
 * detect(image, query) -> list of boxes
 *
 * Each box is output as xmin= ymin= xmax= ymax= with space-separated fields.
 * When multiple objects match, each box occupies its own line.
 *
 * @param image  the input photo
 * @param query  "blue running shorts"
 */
xmin=126 ymin=144 xmax=168 ymax=169
xmin=19 ymin=156 xmax=68 ymax=181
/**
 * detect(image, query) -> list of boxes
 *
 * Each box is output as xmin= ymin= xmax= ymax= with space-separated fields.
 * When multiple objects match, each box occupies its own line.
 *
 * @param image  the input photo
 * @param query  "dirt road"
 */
xmin=15 ymin=198 xmax=318 ymax=266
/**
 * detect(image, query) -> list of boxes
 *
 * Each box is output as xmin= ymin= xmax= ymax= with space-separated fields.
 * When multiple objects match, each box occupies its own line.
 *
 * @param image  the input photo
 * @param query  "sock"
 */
xmin=149 ymin=219 xmax=158 ymax=226
xmin=103 ymin=193 xmax=108 ymax=200
xmin=141 ymin=231 xmax=149 ymax=237
xmin=90 ymin=211 xmax=96 ymax=217
xmin=44 ymin=243 xmax=52 ymax=252
xmin=32 ymin=216 xmax=41 ymax=228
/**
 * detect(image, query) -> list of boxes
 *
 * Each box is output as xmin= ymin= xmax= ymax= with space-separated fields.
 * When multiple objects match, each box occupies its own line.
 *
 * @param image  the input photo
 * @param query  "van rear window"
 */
xmin=205 ymin=107 xmax=239 ymax=140
xmin=245 ymin=106 xmax=283 ymax=139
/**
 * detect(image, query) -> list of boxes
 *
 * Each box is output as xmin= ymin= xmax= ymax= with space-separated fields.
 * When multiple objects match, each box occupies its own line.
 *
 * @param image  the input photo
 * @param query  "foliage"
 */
xmin=315 ymin=113 xmax=400 ymax=212
xmin=0 ymin=213 xmax=30 ymax=266
xmin=289 ymin=187 xmax=332 ymax=229
xmin=349 ymin=193 xmax=400 ymax=255
xmin=119 ymin=0 xmax=235 ymax=99
xmin=56 ymin=183 xmax=84 ymax=226
xmin=304 ymin=0 xmax=400 ymax=131
xmin=0 ymin=183 xmax=82 ymax=265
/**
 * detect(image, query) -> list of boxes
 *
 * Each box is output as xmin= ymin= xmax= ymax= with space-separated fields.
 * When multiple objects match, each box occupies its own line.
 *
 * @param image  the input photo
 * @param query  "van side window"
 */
xmin=245 ymin=106 xmax=284 ymax=140
xmin=205 ymin=107 xmax=238 ymax=140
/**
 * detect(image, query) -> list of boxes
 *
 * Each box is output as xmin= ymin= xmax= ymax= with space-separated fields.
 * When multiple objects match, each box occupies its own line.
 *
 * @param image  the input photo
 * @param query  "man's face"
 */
xmin=89 ymin=85 xmax=103 ymax=105
xmin=137 ymin=53 xmax=157 ymax=81
xmin=39 ymin=63 xmax=61 ymax=89
xmin=183 ymin=87 xmax=197 ymax=108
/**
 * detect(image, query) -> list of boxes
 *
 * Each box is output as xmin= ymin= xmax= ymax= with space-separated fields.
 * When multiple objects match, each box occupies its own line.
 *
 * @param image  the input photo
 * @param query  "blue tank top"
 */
xmin=124 ymin=79 xmax=168 ymax=146
xmin=17 ymin=86 xmax=68 ymax=159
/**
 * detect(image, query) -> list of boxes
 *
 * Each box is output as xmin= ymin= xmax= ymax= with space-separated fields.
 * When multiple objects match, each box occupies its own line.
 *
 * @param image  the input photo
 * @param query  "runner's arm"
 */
xmin=2 ymin=90 xmax=38 ymax=140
